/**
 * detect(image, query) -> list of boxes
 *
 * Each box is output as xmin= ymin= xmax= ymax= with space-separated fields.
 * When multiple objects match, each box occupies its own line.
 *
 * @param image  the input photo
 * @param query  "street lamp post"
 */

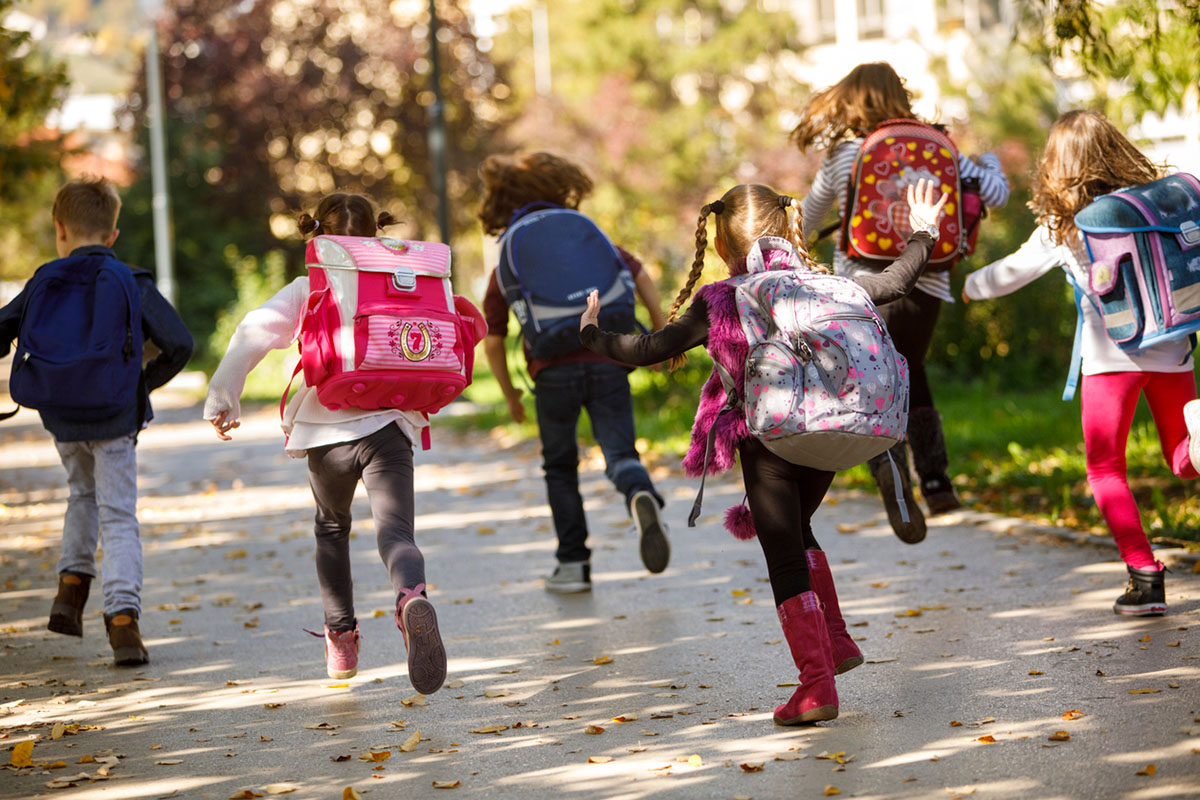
xmin=427 ymin=0 xmax=451 ymax=247
xmin=143 ymin=2 xmax=175 ymax=306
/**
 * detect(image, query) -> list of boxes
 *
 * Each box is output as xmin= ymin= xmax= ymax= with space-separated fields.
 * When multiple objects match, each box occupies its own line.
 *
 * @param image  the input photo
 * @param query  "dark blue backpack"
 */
xmin=9 ymin=253 xmax=143 ymax=420
xmin=497 ymin=204 xmax=640 ymax=360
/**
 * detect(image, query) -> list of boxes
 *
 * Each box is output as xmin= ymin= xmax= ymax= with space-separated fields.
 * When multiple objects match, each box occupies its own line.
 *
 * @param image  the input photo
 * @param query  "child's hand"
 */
xmin=580 ymin=289 xmax=601 ymax=331
xmin=961 ymin=288 xmax=971 ymax=304
xmin=505 ymin=389 xmax=526 ymax=424
xmin=907 ymin=178 xmax=951 ymax=233
xmin=210 ymin=410 xmax=240 ymax=441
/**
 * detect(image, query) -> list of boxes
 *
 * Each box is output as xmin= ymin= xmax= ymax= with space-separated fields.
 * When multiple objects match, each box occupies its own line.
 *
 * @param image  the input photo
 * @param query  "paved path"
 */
xmin=2 ymin=393 xmax=1199 ymax=800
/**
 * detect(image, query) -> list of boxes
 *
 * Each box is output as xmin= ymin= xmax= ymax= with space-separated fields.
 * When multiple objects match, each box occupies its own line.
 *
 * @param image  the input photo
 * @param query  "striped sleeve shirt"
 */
xmin=801 ymin=137 xmax=1010 ymax=302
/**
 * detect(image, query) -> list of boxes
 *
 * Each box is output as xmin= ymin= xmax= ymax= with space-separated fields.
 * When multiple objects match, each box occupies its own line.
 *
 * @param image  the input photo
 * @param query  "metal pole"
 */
xmin=427 ymin=0 xmax=451 ymax=246
xmin=532 ymin=1 xmax=551 ymax=97
xmin=144 ymin=11 xmax=175 ymax=305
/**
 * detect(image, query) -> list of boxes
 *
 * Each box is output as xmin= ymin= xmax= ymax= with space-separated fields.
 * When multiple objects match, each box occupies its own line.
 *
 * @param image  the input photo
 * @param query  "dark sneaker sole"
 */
xmin=1113 ymin=603 xmax=1166 ymax=616
xmin=112 ymin=647 xmax=149 ymax=667
xmin=632 ymin=493 xmax=670 ymax=574
xmin=48 ymin=604 xmax=83 ymax=637
xmin=402 ymin=598 xmax=446 ymax=695
xmin=872 ymin=468 xmax=927 ymax=544
xmin=774 ymin=704 xmax=838 ymax=725
xmin=923 ymin=490 xmax=962 ymax=516
xmin=834 ymin=655 xmax=864 ymax=675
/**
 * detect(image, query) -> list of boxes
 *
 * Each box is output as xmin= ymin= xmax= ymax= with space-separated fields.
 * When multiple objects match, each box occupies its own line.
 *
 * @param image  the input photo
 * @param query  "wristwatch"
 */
xmin=914 ymin=221 xmax=939 ymax=239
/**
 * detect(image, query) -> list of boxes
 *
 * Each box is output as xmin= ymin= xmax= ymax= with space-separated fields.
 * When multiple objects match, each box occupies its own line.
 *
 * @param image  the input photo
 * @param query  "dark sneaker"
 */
xmin=396 ymin=584 xmax=446 ymax=695
xmin=1113 ymin=564 xmax=1167 ymax=616
xmin=631 ymin=490 xmax=670 ymax=573
xmin=920 ymin=476 xmax=962 ymax=516
xmin=48 ymin=572 xmax=91 ymax=637
xmin=869 ymin=450 xmax=927 ymax=544
xmin=104 ymin=610 xmax=149 ymax=666
xmin=545 ymin=561 xmax=591 ymax=594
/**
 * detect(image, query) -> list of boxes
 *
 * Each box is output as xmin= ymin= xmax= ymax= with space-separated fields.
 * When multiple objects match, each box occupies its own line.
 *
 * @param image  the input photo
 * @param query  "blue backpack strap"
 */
xmin=1062 ymin=277 xmax=1086 ymax=402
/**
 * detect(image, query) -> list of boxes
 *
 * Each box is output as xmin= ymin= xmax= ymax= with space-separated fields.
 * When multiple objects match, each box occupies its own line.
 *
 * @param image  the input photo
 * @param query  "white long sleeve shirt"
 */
xmin=203 ymin=277 xmax=426 ymax=456
xmin=963 ymin=225 xmax=1193 ymax=376
xmin=802 ymin=139 xmax=1011 ymax=302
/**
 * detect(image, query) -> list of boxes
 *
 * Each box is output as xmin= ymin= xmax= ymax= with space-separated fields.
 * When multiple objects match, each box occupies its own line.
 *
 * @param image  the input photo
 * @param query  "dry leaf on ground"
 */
xmin=399 ymin=730 xmax=421 ymax=752
xmin=585 ymin=725 xmax=605 ymax=735
xmin=739 ymin=762 xmax=765 ymax=772
xmin=10 ymin=740 xmax=33 ymax=768
xmin=1048 ymin=731 xmax=1070 ymax=741
xmin=593 ymin=656 xmax=613 ymax=665
xmin=401 ymin=695 xmax=427 ymax=707
xmin=1136 ymin=764 xmax=1156 ymax=776
xmin=1061 ymin=710 xmax=1086 ymax=720
xmin=343 ymin=789 xmax=362 ymax=800
xmin=469 ymin=725 xmax=508 ymax=735
xmin=588 ymin=756 xmax=613 ymax=763
xmin=824 ymin=787 xmax=841 ymax=796
xmin=432 ymin=780 xmax=460 ymax=789
xmin=264 ymin=785 xmax=298 ymax=795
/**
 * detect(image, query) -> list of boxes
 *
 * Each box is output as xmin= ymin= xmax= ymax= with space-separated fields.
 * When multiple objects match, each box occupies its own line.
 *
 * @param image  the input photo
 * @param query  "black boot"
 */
xmin=1113 ymin=564 xmax=1167 ymax=617
xmin=867 ymin=444 xmax=926 ymax=544
xmin=907 ymin=407 xmax=962 ymax=515
xmin=48 ymin=572 xmax=91 ymax=637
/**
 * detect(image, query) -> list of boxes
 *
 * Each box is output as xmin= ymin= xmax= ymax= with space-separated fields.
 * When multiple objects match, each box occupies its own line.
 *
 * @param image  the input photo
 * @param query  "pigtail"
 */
xmin=666 ymin=204 xmax=716 ymax=371
xmin=297 ymin=212 xmax=320 ymax=237
xmin=377 ymin=211 xmax=399 ymax=230
xmin=780 ymin=196 xmax=831 ymax=274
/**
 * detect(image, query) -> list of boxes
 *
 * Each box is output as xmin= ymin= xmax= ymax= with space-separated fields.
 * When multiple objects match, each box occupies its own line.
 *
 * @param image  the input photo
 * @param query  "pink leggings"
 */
xmin=1080 ymin=371 xmax=1198 ymax=569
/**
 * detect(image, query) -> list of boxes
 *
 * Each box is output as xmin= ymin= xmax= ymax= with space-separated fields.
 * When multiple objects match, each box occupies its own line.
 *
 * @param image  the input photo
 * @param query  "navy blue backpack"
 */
xmin=8 ymin=253 xmax=143 ymax=420
xmin=497 ymin=204 xmax=640 ymax=361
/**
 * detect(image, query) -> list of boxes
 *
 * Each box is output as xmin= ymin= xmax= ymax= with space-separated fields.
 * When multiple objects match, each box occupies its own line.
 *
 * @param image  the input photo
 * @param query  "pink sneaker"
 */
xmin=321 ymin=625 xmax=361 ymax=679
xmin=395 ymin=584 xmax=446 ymax=695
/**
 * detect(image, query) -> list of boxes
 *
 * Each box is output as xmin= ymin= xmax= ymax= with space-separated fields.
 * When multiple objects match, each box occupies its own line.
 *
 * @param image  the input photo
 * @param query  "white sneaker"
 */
xmin=545 ymin=561 xmax=591 ymax=593
xmin=1185 ymin=399 xmax=1200 ymax=473
xmin=631 ymin=490 xmax=670 ymax=574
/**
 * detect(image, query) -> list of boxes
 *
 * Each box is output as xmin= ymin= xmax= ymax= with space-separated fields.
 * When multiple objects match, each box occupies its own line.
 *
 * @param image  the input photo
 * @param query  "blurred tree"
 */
xmin=1017 ymin=0 xmax=1200 ymax=127
xmin=118 ymin=0 xmax=511 ymax=356
xmin=0 ymin=0 xmax=70 ymax=278
xmin=488 ymin=0 xmax=813 ymax=294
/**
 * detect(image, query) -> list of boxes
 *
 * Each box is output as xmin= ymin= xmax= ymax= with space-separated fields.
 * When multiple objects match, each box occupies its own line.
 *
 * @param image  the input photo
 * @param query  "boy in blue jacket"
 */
xmin=0 ymin=177 xmax=193 ymax=665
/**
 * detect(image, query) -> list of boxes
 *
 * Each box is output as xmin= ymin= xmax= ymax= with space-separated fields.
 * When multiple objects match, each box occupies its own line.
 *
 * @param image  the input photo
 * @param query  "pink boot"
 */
xmin=395 ymin=584 xmax=447 ymax=695
xmin=774 ymin=591 xmax=838 ymax=725
xmin=806 ymin=549 xmax=864 ymax=675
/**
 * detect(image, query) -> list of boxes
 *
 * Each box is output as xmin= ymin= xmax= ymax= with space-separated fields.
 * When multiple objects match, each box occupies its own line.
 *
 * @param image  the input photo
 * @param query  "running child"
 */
xmin=963 ymin=110 xmax=1200 ymax=616
xmin=794 ymin=61 xmax=1010 ymax=541
xmin=0 ymin=177 xmax=193 ymax=666
xmin=579 ymin=179 xmax=947 ymax=724
xmin=479 ymin=152 xmax=670 ymax=593
xmin=204 ymin=193 xmax=447 ymax=692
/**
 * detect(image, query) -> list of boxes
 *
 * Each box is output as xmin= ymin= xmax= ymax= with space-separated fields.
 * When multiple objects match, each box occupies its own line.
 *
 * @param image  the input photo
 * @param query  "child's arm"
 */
xmin=139 ymin=279 xmax=194 ymax=393
xmin=852 ymin=180 xmax=948 ymax=305
xmin=204 ymin=278 xmax=306 ymax=439
xmin=616 ymin=246 xmax=667 ymax=331
xmin=801 ymin=142 xmax=857 ymax=239
xmin=579 ymin=290 xmax=709 ymax=366
xmin=963 ymin=226 xmax=1062 ymax=303
xmin=482 ymin=334 xmax=525 ymax=424
xmin=0 ymin=288 xmax=27 ymax=359
xmin=958 ymin=152 xmax=1010 ymax=208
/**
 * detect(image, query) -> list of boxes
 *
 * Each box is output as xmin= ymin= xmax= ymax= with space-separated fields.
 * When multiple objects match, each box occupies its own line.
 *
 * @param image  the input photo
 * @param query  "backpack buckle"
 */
xmin=391 ymin=267 xmax=417 ymax=291
xmin=1181 ymin=220 xmax=1200 ymax=245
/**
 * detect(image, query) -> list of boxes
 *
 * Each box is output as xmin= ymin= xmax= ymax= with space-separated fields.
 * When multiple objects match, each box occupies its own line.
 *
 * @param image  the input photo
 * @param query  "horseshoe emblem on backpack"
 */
xmin=399 ymin=322 xmax=434 ymax=361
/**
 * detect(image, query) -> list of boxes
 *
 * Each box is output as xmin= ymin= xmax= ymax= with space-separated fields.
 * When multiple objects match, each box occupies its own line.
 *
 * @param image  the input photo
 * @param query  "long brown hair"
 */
xmin=478 ymin=152 xmax=594 ymax=235
xmin=1031 ymin=110 xmax=1163 ymax=244
xmin=298 ymin=193 xmax=396 ymax=238
xmin=791 ymin=62 xmax=916 ymax=153
xmin=666 ymin=184 xmax=826 ymax=370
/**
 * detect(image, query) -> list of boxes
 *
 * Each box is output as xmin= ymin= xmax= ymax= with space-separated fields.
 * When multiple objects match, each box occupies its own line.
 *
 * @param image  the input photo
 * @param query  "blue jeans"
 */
xmin=534 ymin=362 xmax=662 ymax=564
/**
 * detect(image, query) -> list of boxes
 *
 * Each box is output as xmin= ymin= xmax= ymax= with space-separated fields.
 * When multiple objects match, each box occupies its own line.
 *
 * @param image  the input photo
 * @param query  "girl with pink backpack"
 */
xmin=205 ymin=193 xmax=483 ymax=693
xmin=579 ymin=179 xmax=947 ymax=725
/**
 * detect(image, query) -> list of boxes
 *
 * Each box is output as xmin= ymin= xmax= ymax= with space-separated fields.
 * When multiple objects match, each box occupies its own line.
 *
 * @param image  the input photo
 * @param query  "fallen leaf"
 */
xmin=1028 ymin=670 xmax=1044 ymax=676
xmin=824 ymin=787 xmax=841 ymax=796
xmin=155 ymin=759 xmax=184 ymax=765
xmin=1048 ymin=731 xmax=1070 ymax=741
xmin=304 ymin=722 xmax=339 ymax=730
xmin=895 ymin=609 xmax=922 ymax=617
xmin=228 ymin=791 xmax=264 ymax=799
xmin=1129 ymin=689 xmax=1162 ymax=695
xmin=399 ymin=730 xmax=421 ymax=752
xmin=611 ymin=714 xmax=638 ymax=723
xmin=401 ymin=695 xmax=427 ymax=707
xmin=588 ymin=756 xmax=613 ymax=763
xmin=326 ymin=683 xmax=350 ymax=689
xmin=739 ymin=762 xmax=765 ymax=772
xmin=264 ymin=785 xmax=298 ymax=795
xmin=1139 ymin=635 xmax=1151 ymax=642
xmin=469 ymin=725 xmax=508 ymax=735
xmin=585 ymin=725 xmax=606 ymax=735
xmin=1061 ymin=710 xmax=1086 ymax=720
xmin=976 ymin=736 xmax=996 ymax=743
xmin=264 ymin=703 xmax=284 ymax=710
xmin=445 ymin=679 xmax=465 ymax=689
xmin=1136 ymin=764 xmax=1156 ymax=776
xmin=51 ymin=723 xmax=66 ymax=740
xmin=432 ymin=780 xmax=460 ymax=789
xmin=688 ymin=754 xmax=703 ymax=767
xmin=343 ymin=789 xmax=363 ymax=800
xmin=483 ymin=689 xmax=510 ymax=698
xmin=950 ymin=721 xmax=963 ymax=727
xmin=360 ymin=751 xmax=391 ymax=762
xmin=11 ymin=740 xmax=34 ymax=767
xmin=593 ymin=656 xmax=614 ymax=665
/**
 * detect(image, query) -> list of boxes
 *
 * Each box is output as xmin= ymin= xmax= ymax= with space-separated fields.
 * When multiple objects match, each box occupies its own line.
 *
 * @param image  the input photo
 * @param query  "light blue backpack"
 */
xmin=1062 ymin=173 xmax=1200 ymax=400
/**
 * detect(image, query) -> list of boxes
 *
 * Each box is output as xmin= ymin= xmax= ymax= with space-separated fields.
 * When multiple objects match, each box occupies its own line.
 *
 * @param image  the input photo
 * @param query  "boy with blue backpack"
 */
xmin=477 ymin=152 xmax=669 ymax=593
xmin=0 ymin=177 xmax=193 ymax=665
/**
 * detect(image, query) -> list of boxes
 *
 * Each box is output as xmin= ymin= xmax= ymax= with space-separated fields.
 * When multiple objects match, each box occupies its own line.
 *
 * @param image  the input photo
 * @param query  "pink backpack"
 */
xmin=283 ymin=235 xmax=486 ymax=444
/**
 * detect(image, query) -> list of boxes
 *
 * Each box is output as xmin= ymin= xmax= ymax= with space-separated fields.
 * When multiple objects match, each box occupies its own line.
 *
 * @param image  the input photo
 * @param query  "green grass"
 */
xmin=229 ymin=353 xmax=1200 ymax=547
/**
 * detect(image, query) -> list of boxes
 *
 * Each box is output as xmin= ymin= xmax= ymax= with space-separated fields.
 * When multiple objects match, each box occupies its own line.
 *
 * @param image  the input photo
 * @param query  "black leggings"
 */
xmin=306 ymin=423 xmax=421 ymax=632
xmin=739 ymin=437 xmax=836 ymax=606
xmin=877 ymin=287 xmax=941 ymax=410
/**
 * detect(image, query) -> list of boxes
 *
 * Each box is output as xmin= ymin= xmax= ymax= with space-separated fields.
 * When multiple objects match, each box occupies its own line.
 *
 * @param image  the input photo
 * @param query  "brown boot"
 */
xmin=48 ymin=573 xmax=92 ymax=637
xmin=104 ymin=610 xmax=149 ymax=666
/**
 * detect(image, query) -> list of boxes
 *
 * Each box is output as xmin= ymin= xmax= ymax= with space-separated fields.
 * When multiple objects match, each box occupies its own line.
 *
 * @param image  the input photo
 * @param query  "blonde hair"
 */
xmin=666 ymin=184 xmax=827 ymax=370
xmin=477 ymin=152 xmax=593 ymax=235
xmin=791 ymin=62 xmax=916 ymax=153
xmin=1031 ymin=110 xmax=1163 ymax=244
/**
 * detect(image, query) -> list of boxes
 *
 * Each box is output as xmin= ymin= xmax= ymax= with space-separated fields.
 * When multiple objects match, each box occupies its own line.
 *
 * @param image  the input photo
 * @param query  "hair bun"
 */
xmin=297 ymin=213 xmax=319 ymax=236
xmin=376 ymin=211 xmax=398 ymax=230
xmin=708 ymin=200 xmax=725 ymax=215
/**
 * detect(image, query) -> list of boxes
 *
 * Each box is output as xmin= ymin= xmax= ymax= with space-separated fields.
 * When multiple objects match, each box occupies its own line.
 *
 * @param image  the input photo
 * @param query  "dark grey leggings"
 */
xmin=306 ymin=423 xmax=421 ymax=632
